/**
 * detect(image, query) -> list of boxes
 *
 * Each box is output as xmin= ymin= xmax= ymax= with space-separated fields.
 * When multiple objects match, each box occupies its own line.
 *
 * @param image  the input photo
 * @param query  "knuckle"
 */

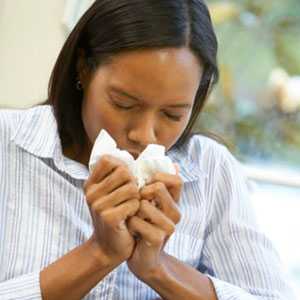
xmin=118 ymin=166 xmax=130 ymax=179
xmin=131 ymin=199 xmax=140 ymax=209
xmin=140 ymin=186 xmax=149 ymax=198
xmin=91 ymin=201 xmax=101 ymax=213
xmin=140 ymin=199 xmax=149 ymax=210
xmin=154 ymin=182 xmax=165 ymax=192
xmin=100 ymin=154 xmax=111 ymax=165
xmin=101 ymin=155 xmax=122 ymax=168
xmin=173 ymin=210 xmax=181 ymax=224
xmin=91 ymin=198 xmax=107 ymax=214
xmin=167 ymin=223 xmax=175 ymax=235
xmin=84 ymin=184 xmax=98 ymax=204
xmin=127 ymin=199 xmax=140 ymax=217
xmin=153 ymin=232 xmax=165 ymax=245
xmin=100 ymin=210 xmax=114 ymax=225
xmin=103 ymin=173 xmax=113 ymax=187
xmin=85 ymin=192 xmax=94 ymax=206
xmin=128 ymin=215 xmax=138 ymax=227
xmin=177 ymin=178 xmax=183 ymax=189
xmin=106 ymin=154 xmax=125 ymax=166
xmin=128 ymin=183 xmax=139 ymax=197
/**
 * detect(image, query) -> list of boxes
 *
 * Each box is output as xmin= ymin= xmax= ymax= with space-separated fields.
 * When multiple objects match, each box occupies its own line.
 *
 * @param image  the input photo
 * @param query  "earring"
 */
xmin=76 ymin=79 xmax=83 ymax=91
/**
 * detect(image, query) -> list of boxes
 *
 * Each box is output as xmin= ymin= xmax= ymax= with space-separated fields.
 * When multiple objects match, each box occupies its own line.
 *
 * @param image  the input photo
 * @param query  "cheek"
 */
xmin=81 ymin=99 xmax=98 ymax=142
xmin=174 ymin=112 xmax=192 ymax=144
xmin=160 ymin=118 xmax=190 ymax=150
xmin=81 ymin=97 xmax=124 ymax=143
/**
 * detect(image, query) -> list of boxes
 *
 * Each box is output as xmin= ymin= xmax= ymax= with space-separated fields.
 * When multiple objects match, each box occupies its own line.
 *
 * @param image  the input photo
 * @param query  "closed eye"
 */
xmin=112 ymin=102 xmax=134 ymax=110
xmin=113 ymin=101 xmax=183 ymax=121
xmin=163 ymin=112 xmax=183 ymax=121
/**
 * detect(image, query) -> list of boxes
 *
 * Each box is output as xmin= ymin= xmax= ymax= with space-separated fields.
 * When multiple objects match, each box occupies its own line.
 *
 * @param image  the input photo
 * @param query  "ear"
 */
xmin=76 ymin=48 xmax=91 ymax=89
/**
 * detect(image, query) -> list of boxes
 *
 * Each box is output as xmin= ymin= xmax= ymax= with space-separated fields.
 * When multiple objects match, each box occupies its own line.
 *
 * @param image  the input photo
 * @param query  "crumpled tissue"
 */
xmin=89 ymin=129 xmax=176 ymax=188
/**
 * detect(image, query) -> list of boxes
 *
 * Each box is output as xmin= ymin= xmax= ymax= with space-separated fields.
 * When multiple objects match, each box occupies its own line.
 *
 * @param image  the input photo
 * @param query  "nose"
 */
xmin=127 ymin=114 xmax=157 ymax=147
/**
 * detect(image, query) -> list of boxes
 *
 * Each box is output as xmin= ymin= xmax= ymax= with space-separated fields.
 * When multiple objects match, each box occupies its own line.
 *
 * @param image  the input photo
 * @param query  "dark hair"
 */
xmin=44 ymin=0 xmax=219 ymax=156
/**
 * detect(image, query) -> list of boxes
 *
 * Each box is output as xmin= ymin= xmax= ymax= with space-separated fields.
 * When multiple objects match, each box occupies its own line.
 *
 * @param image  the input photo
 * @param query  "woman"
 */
xmin=0 ymin=0 xmax=295 ymax=299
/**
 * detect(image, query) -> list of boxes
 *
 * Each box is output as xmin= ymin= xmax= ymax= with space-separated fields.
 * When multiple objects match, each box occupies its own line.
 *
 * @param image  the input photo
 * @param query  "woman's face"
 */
xmin=80 ymin=47 xmax=202 ymax=159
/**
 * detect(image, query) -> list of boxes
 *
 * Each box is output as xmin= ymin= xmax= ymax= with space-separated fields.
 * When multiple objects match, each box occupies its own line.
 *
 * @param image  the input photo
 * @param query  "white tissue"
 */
xmin=89 ymin=129 xmax=136 ymax=175
xmin=88 ymin=129 xmax=176 ymax=188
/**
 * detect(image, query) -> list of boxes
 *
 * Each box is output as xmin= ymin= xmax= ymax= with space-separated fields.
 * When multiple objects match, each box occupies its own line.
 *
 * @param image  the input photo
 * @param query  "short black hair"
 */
xmin=44 ymin=0 xmax=219 ymax=156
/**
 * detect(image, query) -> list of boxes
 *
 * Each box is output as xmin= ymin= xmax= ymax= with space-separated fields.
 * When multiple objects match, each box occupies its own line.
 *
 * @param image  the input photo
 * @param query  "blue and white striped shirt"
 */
xmin=0 ymin=105 xmax=296 ymax=299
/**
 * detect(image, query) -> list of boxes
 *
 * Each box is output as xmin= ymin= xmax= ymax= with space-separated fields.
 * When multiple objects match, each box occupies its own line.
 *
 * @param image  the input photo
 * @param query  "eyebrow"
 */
xmin=110 ymin=86 xmax=192 ymax=108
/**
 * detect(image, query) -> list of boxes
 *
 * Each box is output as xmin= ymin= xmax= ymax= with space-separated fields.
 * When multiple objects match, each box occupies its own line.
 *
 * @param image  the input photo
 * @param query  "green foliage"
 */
xmin=198 ymin=0 xmax=300 ymax=168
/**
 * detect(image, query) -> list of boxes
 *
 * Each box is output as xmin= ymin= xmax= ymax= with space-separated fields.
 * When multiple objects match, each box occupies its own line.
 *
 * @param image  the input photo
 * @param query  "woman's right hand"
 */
xmin=83 ymin=155 xmax=140 ymax=264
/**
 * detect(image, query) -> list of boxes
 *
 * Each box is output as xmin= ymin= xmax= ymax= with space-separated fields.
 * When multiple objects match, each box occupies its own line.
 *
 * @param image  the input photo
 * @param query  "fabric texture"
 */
xmin=0 ymin=105 xmax=296 ymax=299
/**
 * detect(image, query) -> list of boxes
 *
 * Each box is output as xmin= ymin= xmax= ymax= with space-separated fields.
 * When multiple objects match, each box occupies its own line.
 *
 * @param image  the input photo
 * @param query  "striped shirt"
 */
xmin=0 ymin=105 xmax=296 ymax=300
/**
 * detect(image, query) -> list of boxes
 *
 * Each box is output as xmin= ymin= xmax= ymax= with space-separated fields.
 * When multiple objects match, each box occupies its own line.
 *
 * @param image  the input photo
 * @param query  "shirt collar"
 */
xmin=11 ymin=105 xmax=59 ymax=158
xmin=167 ymin=146 xmax=208 ymax=183
xmin=10 ymin=105 xmax=89 ymax=180
xmin=10 ymin=105 xmax=206 ymax=183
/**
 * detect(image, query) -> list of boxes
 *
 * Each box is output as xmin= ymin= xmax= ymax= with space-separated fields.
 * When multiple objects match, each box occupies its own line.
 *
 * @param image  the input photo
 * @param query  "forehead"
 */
xmin=94 ymin=47 xmax=203 ymax=105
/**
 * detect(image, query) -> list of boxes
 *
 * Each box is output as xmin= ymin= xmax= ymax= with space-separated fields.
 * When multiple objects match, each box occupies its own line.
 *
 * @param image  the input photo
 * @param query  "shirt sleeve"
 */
xmin=199 ymin=145 xmax=297 ymax=300
xmin=0 ymin=272 xmax=42 ymax=300
xmin=0 ymin=111 xmax=43 ymax=299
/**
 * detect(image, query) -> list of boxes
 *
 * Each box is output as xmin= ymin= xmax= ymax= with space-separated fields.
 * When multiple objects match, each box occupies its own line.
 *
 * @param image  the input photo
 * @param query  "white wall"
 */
xmin=0 ymin=0 xmax=67 ymax=108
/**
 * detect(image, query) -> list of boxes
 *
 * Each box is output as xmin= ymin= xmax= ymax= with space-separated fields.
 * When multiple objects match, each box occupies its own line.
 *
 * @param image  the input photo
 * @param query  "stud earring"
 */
xmin=76 ymin=79 xmax=83 ymax=91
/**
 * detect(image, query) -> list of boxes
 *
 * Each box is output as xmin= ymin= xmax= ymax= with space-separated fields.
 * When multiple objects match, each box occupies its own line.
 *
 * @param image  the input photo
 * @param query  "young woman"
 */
xmin=0 ymin=1 xmax=295 ymax=299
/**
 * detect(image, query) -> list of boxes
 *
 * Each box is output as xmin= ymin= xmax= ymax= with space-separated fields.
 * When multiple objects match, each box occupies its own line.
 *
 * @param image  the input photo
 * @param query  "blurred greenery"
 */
xmin=198 ymin=0 xmax=300 ymax=168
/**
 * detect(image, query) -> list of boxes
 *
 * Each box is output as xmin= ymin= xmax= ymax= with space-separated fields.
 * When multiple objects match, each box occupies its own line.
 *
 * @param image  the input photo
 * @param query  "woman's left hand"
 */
xmin=126 ymin=166 xmax=183 ymax=281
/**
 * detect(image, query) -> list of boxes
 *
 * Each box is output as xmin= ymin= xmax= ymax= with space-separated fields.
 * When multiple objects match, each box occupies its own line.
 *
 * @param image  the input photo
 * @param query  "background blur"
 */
xmin=0 ymin=0 xmax=299 ymax=296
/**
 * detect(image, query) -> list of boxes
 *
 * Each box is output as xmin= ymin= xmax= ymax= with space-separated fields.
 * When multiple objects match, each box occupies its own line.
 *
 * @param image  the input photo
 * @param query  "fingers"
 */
xmin=149 ymin=171 xmax=183 ymax=202
xmin=85 ymin=165 xmax=137 ymax=201
xmin=89 ymin=182 xmax=140 ymax=212
xmin=99 ymin=199 xmax=140 ymax=230
xmin=84 ymin=155 xmax=129 ymax=188
xmin=140 ymin=182 xmax=181 ymax=224
xmin=137 ymin=200 xmax=175 ymax=235
xmin=128 ymin=216 xmax=167 ymax=247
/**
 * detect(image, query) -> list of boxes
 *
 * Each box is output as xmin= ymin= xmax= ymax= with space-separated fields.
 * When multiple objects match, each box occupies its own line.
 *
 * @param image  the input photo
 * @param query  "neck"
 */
xmin=63 ymin=143 xmax=92 ymax=168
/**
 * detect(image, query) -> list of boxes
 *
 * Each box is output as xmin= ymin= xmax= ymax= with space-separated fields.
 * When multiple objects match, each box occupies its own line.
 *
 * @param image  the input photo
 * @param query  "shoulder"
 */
xmin=0 ymin=107 xmax=23 ymax=145
xmin=0 ymin=104 xmax=52 ymax=149
xmin=175 ymin=134 xmax=246 ymax=184
xmin=0 ymin=107 xmax=24 ymax=169
xmin=180 ymin=133 xmax=235 ymax=168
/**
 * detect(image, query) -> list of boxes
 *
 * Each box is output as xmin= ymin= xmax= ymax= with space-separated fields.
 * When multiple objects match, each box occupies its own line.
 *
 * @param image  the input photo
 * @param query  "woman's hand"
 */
xmin=126 ymin=166 xmax=182 ymax=281
xmin=83 ymin=155 xmax=140 ymax=264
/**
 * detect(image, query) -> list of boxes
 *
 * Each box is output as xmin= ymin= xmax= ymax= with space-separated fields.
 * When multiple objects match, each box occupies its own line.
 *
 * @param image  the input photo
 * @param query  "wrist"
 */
xmin=86 ymin=235 xmax=125 ymax=269
xmin=144 ymin=252 xmax=218 ymax=300
xmin=139 ymin=252 xmax=170 ymax=284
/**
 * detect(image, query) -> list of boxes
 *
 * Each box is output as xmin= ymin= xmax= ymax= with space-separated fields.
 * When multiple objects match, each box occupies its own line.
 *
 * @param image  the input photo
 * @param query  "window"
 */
xmin=203 ymin=1 xmax=300 ymax=296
